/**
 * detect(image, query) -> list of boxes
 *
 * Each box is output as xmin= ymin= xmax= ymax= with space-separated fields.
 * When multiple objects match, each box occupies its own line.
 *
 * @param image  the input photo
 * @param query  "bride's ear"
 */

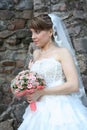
xmin=49 ymin=29 xmax=53 ymax=37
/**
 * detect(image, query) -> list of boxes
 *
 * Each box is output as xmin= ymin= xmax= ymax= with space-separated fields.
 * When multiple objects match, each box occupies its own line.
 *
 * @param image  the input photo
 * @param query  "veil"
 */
xmin=49 ymin=13 xmax=86 ymax=99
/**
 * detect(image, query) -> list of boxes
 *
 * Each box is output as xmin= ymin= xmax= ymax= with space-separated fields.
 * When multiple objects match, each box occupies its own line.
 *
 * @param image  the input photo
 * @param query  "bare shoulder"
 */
xmin=58 ymin=47 xmax=69 ymax=54
xmin=56 ymin=47 xmax=73 ymax=62
xmin=58 ymin=47 xmax=71 ymax=57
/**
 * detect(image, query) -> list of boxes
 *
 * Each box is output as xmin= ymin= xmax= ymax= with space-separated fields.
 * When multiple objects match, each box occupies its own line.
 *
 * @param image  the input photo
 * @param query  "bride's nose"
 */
xmin=32 ymin=32 xmax=37 ymax=40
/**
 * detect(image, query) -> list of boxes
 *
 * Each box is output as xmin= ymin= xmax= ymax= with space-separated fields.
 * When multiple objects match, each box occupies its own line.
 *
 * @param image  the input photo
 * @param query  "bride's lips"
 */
xmin=34 ymin=41 xmax=39 ymax=45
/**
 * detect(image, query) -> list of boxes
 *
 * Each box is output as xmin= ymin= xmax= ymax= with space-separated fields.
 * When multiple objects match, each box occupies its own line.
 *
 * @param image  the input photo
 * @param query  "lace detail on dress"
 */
xmin=30 ymin=57 xmax=65 ymax=87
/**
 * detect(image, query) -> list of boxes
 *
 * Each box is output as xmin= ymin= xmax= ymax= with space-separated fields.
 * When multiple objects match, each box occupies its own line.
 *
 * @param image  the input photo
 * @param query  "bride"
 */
xmin=18 ymin=13 xmax=87 ymax=130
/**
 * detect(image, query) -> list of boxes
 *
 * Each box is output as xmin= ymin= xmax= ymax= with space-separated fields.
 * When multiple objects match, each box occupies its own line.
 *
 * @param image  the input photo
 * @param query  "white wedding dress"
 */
xmin=18 ymin=57 xmax=87 ymax=130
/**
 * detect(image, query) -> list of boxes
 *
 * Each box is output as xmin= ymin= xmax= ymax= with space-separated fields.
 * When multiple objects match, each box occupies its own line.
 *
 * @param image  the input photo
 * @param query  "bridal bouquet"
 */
xmin=11 ymin=70 xmax=46 ymax=111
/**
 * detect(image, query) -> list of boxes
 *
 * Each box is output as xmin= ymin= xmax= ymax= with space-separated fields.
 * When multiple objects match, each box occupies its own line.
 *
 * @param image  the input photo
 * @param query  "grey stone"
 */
xmin=0 ymin=104 xmax=8 ymax=115
xmin=0 ymin=119 xmax=13 ymax=130
xmin=0 ymin=21 xmax=7 ymax=31
xmin=82 ymin=75 xmax=87 ymax=91
xmin=0 ymin=77 xmax=5 ymax=85
xmin=15 ymin=0 xmax=33 ymax=10
xmin=68 ymin=26 xmax=81 ymax=37
xmin=12 ymin=68 xmax=24 ymax=76
xmin=16 ymin=29 xmax=30 ymax=39
xmin=12 ymin=102 xmax=27 ymax=123
xmin=73 ymin=10 xmax=87 ymax=20
xmin=5 ymin=35 xmax=18 ymax=46
xmin=51 ymin=0 xmax=60 ymax=4
xmin=74 ymin=37 xmax=87 ymax=52
xmin=0 ymin=10 xmax=14 ymax=20
xmin=0 ymin=30 xmax=15 ymax=39
xmin=0 ymin=0 xmax=14 ymax=10
xmin=52 ymin=2 xmax=66 ymax=12
xmin=76 ymin=54 xmax=86 ymax=73
xmin=0 ymin=39 xmax=4 ymax=46
xmin=22 ymin=37 xmax=32 ymax=45
xmin=22 ymin=10 xmax=33 ymax=19
xmin=12 ymin=49 xmax=27 ymax=60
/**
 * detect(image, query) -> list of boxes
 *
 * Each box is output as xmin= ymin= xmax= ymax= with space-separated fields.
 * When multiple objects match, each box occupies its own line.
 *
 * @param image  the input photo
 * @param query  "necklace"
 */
xmin=39 ymin=44 xmax=55 ymax=57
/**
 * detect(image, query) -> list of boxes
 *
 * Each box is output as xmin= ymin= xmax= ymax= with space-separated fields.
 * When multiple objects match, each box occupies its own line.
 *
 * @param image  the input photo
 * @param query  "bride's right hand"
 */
xmin=28 ymin=59 xmax=34 ymax=69
xmin=25 ymin=89 xmax=43 ymax=103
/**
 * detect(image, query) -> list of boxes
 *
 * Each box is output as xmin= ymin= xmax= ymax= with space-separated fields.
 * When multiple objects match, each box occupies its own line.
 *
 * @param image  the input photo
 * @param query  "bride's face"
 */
xmin=30 ymin=29 xmax=52 ymax=48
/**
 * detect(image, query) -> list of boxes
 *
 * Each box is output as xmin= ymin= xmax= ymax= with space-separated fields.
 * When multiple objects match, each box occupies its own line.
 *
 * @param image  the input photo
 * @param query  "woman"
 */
xmin=18 ymin=14 xmax=87 ymax=130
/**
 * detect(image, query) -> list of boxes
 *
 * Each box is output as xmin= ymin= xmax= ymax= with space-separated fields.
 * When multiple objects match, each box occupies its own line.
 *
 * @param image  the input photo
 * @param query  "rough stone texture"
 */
xmin=0 ymin=10 xmax=15 ymax=20
xmin=0 ymin=1 xmax=33 ymax=129
xmin=8 ymin=19 xmax=26 ymax=31
xmin=0 ymin=120 xmax=13 ymax=130
xmin=22 ymin=10 xmax=33 ymax=19
xmin=82 ymin=75 xmax=87 ymax=90
xmin=0 ymin=0 xmax=87 ymax=129
xmin=76 ymin=53 xmax=87 ymax=73
xmin=0 ymin=30 xmax=15 ymax=39
xmin=15 ymin=0 xmax=33 ymax=10
xmin=73 ymin=37 xmax=87 ymax=52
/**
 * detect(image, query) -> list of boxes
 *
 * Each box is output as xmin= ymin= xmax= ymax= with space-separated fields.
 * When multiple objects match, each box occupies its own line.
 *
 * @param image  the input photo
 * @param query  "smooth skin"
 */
xmin=26 ymin=28 xmax=79 ymax=103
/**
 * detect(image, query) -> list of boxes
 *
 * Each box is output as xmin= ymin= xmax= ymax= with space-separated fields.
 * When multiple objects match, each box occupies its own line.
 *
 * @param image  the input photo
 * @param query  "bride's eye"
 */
xmin=35 ymin=30 xmax=41 ymax=34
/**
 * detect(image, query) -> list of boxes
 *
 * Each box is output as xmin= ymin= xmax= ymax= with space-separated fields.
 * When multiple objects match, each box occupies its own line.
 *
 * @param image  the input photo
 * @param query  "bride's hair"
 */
xmin=29 ymin=14 xmax=53 ymax=31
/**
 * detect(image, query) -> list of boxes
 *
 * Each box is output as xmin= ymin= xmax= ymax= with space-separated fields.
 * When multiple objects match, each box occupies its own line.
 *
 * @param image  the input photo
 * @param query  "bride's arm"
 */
xmin=28 ymin=49 xmax=40 ymax=69
xmin=41 ymin=48 xmax=79 ymax=96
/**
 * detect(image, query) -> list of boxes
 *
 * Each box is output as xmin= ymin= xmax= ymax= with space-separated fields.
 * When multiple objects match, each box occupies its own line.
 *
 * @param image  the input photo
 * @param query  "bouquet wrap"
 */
xmin=11 ymin=70 xmax=46 ymax=111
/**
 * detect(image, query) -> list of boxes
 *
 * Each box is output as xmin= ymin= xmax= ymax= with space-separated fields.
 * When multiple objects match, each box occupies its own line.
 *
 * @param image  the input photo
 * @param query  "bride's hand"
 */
xmin=28 ymin=59 xmax=34 ymax=69
xmin=25 ymin=90 xmax=42 ymax=103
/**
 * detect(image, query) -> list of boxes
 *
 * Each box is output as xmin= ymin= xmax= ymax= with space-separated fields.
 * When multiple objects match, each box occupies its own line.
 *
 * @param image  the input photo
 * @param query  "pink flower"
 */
xmin=15 ymin=89 xmax=19 ymax=94
xmin=29 ymin=75 xmax=36 ymax=80
xmin=18 ymin=85 xmax=23 ymax=89
xmin=27 ymin=83 xmax=33 ymax=89
xmin=15 ymin=81 xmax=19 ymax=85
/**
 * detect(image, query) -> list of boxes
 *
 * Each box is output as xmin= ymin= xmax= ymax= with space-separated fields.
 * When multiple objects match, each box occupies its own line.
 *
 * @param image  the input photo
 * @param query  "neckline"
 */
xmin=34 ymin=57 xmax=61 ymax=65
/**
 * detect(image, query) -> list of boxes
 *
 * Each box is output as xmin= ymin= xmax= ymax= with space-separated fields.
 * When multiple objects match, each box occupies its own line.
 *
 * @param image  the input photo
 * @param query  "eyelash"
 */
xmin=35 ymin=30 xmax=41 ymax=34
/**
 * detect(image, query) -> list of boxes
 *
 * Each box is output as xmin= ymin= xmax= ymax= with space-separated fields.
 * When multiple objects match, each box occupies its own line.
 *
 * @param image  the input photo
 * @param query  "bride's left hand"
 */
xmin=28 ymin=59 xmax=34 ymax=70
xmin=25 ymin=90 xmax=42 ymax=103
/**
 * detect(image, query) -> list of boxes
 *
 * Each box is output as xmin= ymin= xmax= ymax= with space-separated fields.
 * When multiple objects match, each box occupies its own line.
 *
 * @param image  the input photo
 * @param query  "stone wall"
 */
xmin=0 ymin=0 xmax=33 ymax=90
xmin=0 ymin=0 xmax=33 ymax=129
xmin=0 ymin=2 xmax=34 ymax=91
xmin=0 ymin=0 xmax=87 ymax=129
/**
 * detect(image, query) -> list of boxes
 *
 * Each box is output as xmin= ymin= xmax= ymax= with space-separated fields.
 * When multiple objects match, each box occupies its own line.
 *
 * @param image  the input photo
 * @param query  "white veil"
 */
xmin=49 ymin=13 xmax=86 ymax=98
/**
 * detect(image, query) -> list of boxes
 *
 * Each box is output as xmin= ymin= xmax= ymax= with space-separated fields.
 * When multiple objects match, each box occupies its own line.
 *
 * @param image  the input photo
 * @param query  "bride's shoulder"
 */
xmin=57 ymin=47 xmax=70 ymax=54
xmin=56 ymin=47 xmax=71 ymax=60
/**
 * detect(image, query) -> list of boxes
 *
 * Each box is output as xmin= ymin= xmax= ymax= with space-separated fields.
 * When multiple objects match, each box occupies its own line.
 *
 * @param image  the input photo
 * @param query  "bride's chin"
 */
xmin=35 ymin=44 xmax=42 ymax=48
xmin=36 ymin=44 xmax=41 ymax=48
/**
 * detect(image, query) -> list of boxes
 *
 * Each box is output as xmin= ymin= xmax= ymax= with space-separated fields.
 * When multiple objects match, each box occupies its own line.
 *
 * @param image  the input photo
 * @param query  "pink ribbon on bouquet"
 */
xmin=15 ymin=85 xmax=44 ymax=111
xmin=29 ymin=85 xmax=45 ymax=111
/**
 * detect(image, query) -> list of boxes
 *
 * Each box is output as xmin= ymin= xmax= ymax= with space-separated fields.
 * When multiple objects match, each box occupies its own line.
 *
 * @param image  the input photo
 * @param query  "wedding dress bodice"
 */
xmin=31 ymin=57 xmax=65 ymax=87
xmin=18 ymin=58 xmax=87 ymax=130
